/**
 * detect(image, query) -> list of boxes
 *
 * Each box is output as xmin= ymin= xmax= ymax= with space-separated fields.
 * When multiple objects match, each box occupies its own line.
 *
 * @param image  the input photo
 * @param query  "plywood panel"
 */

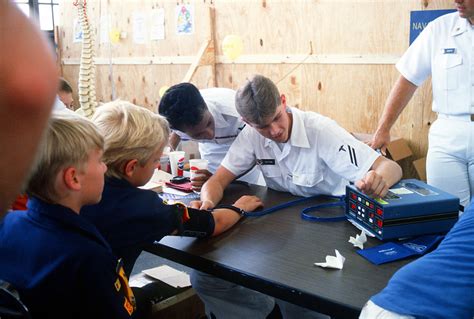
xmin=59 ymin=0 xmax=455 ymax=178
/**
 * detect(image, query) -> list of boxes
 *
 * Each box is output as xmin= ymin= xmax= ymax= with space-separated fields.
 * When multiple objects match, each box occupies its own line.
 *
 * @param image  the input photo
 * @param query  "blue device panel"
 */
xmin=346 ymin=179 xmax=459 ymax=240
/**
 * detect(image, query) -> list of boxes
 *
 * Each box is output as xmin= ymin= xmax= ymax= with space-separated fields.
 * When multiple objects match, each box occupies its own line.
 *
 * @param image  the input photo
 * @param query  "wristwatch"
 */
xmin=216 ymin=205 xmax=246 ymax=217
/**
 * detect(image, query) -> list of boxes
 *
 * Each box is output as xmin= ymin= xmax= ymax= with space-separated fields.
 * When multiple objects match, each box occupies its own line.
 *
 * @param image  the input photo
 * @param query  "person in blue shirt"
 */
xmin=0 ymin=114 xmax=137 ymax=319
xmin=360 ymin=200 xmax=474 ymax=318
xmin=81 ymin=100 xmax=263 ymax=278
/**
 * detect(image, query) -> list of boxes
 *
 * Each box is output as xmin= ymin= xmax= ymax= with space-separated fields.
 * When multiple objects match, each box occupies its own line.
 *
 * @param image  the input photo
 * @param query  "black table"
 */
xmin=146 ymin=182 xmax=413 ymax=318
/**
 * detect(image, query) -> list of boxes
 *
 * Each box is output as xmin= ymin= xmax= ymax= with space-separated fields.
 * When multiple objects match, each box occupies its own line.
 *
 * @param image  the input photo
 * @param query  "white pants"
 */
xmin=427 ymin=116 xmax=474 ymax=208
xmin=190 ymin=271 xmax=330 ymax=319
xmin=359 ymin=300 xmax=414 ymax=319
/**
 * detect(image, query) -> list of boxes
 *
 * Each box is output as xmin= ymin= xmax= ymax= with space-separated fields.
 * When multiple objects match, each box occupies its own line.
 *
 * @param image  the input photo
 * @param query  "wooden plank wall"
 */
xmin=59 ymin=0 xmax=454 ymax=178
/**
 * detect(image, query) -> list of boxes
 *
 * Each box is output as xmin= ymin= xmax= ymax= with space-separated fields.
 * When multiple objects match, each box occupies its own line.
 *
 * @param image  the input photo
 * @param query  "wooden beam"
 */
xmin=182 ymin=6 xmax=217 ymax=84
xmin=63 ymin=54 xmax=400 ymax=66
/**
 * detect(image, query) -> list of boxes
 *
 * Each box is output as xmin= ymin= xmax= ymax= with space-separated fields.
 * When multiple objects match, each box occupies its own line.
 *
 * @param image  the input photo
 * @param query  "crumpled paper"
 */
xmin=349 ymin=231 xmax=367 ymax=249
xmin=314 ymin=249 xmax=345 ymax=269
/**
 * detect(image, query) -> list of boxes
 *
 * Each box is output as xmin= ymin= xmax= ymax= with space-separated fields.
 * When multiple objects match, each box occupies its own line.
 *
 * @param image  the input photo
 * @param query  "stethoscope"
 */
xmin=243 ymin=194 xmax=347 ymax=222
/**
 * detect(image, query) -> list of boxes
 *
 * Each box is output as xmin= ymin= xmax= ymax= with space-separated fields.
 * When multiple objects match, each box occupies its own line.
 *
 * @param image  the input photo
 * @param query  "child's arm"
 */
xmin=170 ymin=195 xmax=263 ymax=237
xmin=211 ymin=195 xmax=262 ymax=236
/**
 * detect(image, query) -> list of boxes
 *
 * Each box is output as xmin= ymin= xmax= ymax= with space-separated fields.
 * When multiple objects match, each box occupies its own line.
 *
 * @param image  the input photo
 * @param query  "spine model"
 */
xmin=74 ymin=0 xmax=97 ymax=118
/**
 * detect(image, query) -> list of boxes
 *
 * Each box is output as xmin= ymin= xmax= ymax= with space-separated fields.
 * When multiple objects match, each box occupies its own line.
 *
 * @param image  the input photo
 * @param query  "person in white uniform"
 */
xmin=370 ymin=0 xmax=474 ymax=208
xmin=158 ymin=83 xmax=264 ymax=190
xmin=190 ymin=74 xmax=402 ymax=319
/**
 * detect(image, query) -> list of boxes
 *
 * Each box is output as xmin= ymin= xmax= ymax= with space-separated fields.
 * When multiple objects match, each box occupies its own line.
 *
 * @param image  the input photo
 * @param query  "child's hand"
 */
xmin=233 ymin=195 xmax=263 ymax=212
xmin=355 ymin=170 xmax=389 ymax=198
xmin=190 ymin=200 xmax=215 ymax=210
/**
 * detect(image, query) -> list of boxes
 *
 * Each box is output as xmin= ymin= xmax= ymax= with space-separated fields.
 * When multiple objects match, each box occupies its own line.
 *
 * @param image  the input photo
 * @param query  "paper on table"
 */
xmin=129 ymin=273 xmax=155 ymax=288
xmin=314 ymin=249 xmax=346 ymax=270
xmin=347 ymin=219 xmax=376 ymax=237
xmin=142 ymin=265 xmax=191 ymax=288
xmin=349 ymin=231 xmax=367 ymax=249
xmin=139 ymin=169 xmax=172 ymax=191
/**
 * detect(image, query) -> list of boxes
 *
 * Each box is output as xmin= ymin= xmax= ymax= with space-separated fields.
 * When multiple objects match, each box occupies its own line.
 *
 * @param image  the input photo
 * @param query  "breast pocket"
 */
xmin=292 ymin=171 xmax=324 ymax=187
xmin=433 ymin=53 xmax=462 ymax=91
xmin=260 ymin=165 xmax=281 ymax=178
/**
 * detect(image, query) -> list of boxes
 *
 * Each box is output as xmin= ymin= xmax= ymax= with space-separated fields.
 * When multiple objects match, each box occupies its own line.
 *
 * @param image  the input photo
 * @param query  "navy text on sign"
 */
xmin=409 ymin=9 xmax=456 ymax=44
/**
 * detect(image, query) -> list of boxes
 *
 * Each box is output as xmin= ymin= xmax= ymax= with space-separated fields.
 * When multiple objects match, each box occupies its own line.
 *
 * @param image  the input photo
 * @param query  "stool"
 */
xmin=130 ymin=273 xmax=205 ymax=319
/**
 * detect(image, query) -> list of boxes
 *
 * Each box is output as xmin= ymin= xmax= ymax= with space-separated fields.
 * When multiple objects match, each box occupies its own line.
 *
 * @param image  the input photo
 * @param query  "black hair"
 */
xmin=158 ymin=83 xmax=207 ymax=131
xmin=59 ymin=77 xmax=73 ymax=93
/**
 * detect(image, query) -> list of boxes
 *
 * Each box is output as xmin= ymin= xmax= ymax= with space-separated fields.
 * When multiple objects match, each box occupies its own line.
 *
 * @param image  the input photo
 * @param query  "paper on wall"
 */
xmin=150 ymin=8 xmax=165 ymax=40
xmin=133 ymin=11 xmax=146 ymax=44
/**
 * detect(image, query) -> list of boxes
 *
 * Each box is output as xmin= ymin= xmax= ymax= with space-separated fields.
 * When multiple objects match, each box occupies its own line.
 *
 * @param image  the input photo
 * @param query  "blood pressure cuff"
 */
xmin=357 ymin=234 xmax=443 ymax=265
xmin=170 ymin=202 xmax=215 ymax=238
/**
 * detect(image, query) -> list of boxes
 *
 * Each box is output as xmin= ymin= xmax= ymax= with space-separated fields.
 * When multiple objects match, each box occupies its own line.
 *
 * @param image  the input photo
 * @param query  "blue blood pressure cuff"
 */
xmin=357 ymin=235 xmax=443 ymax=265
xmin=169 ymin=202 xmax=215 ymax=238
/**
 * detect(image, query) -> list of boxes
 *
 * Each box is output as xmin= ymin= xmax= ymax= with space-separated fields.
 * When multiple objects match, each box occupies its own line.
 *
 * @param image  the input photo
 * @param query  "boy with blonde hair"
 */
xmin=81 ymin=100 xmax=262 ymax=278
xmin=0 ymin=115 xmax=136 ymax=319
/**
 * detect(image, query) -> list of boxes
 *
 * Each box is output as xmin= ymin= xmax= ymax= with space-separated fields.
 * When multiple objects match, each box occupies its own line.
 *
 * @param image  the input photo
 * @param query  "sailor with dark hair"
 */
xmin=158 ymin=83 xmax=264 ymax=191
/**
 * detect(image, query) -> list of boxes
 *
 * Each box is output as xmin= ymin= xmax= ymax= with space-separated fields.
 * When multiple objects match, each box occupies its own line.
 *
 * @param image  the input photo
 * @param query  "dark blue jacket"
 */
xmin=82 ymin=177 xmax=215 ymax=277
xmin=0 ymin=197 xmax=135 ymax=319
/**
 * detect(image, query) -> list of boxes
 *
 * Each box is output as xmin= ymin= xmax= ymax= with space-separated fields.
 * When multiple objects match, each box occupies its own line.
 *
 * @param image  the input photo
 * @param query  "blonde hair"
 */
xmin=92 ymin=100 xmax=170 ymax=179
xmin=27 ymin=114 xmax=104 ymax=203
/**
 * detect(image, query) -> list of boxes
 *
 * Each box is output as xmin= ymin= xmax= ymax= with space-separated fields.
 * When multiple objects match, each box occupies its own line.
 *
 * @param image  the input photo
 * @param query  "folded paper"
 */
xmin=349 ymin=231 xmax=367 ymax=249
xmin=314 ymin=249 xmax=345 ymax=269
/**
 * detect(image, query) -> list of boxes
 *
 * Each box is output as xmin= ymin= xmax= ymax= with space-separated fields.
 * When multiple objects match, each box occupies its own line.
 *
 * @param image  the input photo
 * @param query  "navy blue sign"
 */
xmin=410 ymin=9 xmax=456 ymax=44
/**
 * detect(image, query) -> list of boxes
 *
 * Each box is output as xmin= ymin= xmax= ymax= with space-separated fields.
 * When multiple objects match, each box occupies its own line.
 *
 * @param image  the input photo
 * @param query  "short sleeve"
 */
xmin=220 ymin=126 xmax=257 ymax=176
xmin=318 ymin=119 xmax=379 ymax=182
xmin=396 ymin=21 xmax=434 ymax=87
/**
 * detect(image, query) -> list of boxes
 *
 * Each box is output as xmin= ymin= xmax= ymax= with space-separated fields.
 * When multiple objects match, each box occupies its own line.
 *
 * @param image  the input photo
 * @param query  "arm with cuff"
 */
xmin=170 ymin=195 xmax=263 ymax=237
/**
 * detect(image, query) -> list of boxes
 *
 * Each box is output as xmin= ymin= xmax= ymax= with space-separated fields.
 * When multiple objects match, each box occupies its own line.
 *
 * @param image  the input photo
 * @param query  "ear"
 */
xmin=124 ymin=159 xmax=139 ymax=178
xmin=63 ymin=167 xmax=81 ymax=191
xmin=280 ymin=94 xmax=287 ymax=107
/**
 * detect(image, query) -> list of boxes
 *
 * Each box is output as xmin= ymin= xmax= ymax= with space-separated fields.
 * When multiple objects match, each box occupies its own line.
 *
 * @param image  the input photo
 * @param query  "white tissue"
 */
xmin=349 ymin=231 xmax=367 ymax=249
xmin=314 ymin=249 xmax=345 ymax=269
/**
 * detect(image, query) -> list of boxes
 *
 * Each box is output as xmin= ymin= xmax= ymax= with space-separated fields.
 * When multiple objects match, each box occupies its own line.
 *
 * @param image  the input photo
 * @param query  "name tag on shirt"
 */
xmin=256 ymin=159 xmax=275 ymax=165
xmin=443 ymin=48 xmax=456 ymax=54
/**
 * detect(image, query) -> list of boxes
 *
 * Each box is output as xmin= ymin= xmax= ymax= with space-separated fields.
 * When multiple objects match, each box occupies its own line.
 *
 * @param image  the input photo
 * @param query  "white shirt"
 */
xmin=175 ymin=88 xmax=263 ymax=185
xmin=222 ymin=107 xmax=380 ymax=197
xmin=396 ymin=12 xmax=474 ymax=115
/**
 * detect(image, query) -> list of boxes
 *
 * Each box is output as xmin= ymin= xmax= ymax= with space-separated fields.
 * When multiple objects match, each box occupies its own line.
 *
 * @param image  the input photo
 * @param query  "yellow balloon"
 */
xmin=159 ymin=86 xmax=170 ymax=98
xmin=222 ymin=35 xmax=243 ymax=61
xmin=110 ymin=30 xmax=120 ymax=44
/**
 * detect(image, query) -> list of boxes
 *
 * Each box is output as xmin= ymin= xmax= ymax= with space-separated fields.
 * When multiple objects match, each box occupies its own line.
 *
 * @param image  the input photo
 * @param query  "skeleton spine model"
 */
xmin=74 ymin=0 xmax=97 ymax=118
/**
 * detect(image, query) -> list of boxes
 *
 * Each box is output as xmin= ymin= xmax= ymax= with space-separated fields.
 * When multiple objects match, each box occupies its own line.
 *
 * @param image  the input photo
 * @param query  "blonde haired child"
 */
xmin=0 ymin=114 xmax=136 ymax=319
xmin=83 ymin=100 xmax=262 ymax=276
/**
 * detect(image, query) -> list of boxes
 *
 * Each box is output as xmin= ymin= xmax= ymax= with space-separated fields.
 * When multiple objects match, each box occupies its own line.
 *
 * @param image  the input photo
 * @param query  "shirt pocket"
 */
xmin=259 ymin=165 xmax=281 ymax=178
xmin=292 ymin=171 xmax=324 ymax=187
xmin=433 ymin=53 xmax=462 ymax=91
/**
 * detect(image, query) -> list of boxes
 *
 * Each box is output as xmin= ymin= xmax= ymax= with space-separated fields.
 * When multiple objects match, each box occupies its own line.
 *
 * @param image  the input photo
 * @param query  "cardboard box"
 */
xmin=351 ymin=132 xmax=413 ymax=162
xmin=412 ymin=157 xmax=427 ymax=181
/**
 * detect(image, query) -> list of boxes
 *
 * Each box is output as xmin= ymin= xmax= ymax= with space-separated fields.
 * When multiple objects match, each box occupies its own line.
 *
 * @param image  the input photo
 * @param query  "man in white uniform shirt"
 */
xmin=190 ymin=75 xmax=402 ymax=319
xmin=370 ymin=0 xmax=474 ymax=207
xmin=158 ymin=83 xmax=263 ymax=190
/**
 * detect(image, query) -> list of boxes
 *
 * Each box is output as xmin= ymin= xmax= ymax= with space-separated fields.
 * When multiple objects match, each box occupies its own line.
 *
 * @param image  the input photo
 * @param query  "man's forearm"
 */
xmin=376 ymin=75 xmax=418 ymax=133
xmin=375 ymin=158 xmax=402 ymax=188
xmin=200 ymin=179 xmax=225 ymax=208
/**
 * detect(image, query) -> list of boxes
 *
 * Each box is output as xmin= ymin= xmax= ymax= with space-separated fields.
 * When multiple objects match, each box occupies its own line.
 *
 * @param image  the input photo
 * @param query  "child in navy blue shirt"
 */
xmin=0 ymin=115 xmax=137 ymax=319
xmin=81 ymin=100 xmax=262 ymax=277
